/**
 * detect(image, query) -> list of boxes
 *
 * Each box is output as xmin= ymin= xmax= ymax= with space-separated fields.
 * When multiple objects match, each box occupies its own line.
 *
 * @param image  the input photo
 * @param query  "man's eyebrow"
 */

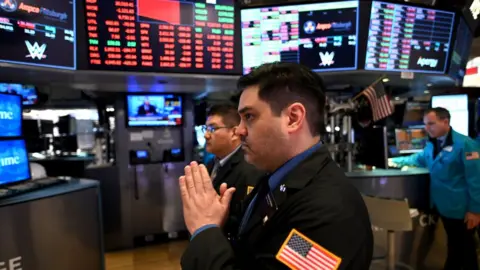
xmin=238 ymin=106 xmax=252 ymax=115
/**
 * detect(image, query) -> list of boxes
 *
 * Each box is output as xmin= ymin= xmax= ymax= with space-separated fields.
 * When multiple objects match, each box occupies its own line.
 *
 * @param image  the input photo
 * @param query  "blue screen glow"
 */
xmin=0 ymin=139 xmax=31 ymax=186
xmin=0 ymin=93 xmax=22 ymax=138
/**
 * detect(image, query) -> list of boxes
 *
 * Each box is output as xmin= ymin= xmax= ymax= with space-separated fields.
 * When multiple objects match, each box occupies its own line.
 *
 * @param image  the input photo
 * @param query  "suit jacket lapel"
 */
xmin=240 ymin=146 xmax=331 ymax=237
xmin=212 ymin=148 xmax=243 ymax=188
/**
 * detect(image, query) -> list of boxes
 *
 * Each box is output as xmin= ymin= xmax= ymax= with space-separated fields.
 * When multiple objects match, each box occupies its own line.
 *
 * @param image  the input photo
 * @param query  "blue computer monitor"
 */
xmin=0 ymin=93 xmax=22 ymax=138
xmin=0 ymin=139 xmax=31 ymax=186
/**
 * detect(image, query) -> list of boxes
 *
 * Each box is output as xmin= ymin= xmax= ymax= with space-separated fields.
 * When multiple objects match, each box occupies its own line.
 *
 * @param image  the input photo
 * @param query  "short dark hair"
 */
xmin=237 ymin=62 xmax=326 ymax=135
xmin=207 ymin=104 xmax=241 ymax=127
xmin=425 ymin=107 xmax=451 ymax=120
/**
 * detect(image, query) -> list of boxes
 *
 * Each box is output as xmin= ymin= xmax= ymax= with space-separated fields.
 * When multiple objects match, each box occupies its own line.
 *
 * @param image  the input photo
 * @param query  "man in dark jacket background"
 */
xmin=203 ymin=104 xmax=263 ymax=239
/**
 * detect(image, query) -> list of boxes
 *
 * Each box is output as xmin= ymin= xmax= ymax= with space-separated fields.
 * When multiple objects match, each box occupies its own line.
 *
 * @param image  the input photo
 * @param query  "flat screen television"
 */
xmin=126 ymin=94 xmax=183 ymax=127
xmin=0 ymin=83 xmax=38 ymax=106
xmin=365 ymin=1 xmax=455 ymax=74
xmin=240 ymin=0 xmax=359 ymax=74
xmin=448 ymin=17 xmax=473 ymax=85
xmin=84 ymin=0 xmax=240 ymax=75
xmin=0 ymin=139 xmax=31 ymax=187
xmin=431 ymin=94 xmax=469 ymax=136
xmin=0 ymin=0 xmax=76 ymax=69
xmin=0 ymin=92 xmax=22 ymax=138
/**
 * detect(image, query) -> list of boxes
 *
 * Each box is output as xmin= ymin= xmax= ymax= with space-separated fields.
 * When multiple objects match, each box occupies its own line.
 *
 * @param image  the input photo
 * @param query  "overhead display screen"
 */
xmin=0 ymin=0 xmax=76 ymax=69
xmin=126 ymin=94 xmax=183 ymax=127
xmin=365 ymin=1 xmax=455 ymax=73
xmin=448 ymin=17 xmax=473 ymax=85
xmin=241 ymin=1 xmax=359 ymax=74
xmin=85 ymin=0 xmax=238 ymax=74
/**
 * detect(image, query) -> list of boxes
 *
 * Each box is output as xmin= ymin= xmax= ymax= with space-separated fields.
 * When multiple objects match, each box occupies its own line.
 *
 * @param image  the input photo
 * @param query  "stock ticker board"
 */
xmin=0 ymin=0 xmax=76 ymax=69
xmin=365 ymin=1 xmax=455 ymax=74
xmin=240 ymin=1 xmax=359 ymax=74
xmin=84 ymin=0 xmax=239 ymax=74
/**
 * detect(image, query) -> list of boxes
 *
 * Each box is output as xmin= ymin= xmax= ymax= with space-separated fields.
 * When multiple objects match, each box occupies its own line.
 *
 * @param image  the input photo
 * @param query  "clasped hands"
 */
xmin=179 ymin=162 xmax=236 ymax=235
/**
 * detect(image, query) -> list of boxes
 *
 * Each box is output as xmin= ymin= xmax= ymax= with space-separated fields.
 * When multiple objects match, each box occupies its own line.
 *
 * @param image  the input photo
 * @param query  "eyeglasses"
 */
xmin=202 ymin=125 xmax=231 ymax=133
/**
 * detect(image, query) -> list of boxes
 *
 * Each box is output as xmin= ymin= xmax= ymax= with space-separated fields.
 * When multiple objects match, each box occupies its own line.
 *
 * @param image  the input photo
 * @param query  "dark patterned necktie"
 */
xmin=211 ymin=160 xmax=220 ymax=181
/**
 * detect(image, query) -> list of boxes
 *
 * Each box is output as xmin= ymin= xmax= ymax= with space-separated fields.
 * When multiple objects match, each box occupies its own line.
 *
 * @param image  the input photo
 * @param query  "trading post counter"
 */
xmin=346 ymin=168 xmax=446 ymax=269
xmin=0 ymin=179 xmax=104 ymax=270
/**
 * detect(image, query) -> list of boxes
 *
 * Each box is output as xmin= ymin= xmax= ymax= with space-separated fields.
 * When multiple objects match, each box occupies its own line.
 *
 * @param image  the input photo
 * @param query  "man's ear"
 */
xmin=231 ymin=126 xmax=239 ymax=141
xmin=285 ymin=102 xmax=306 ymax=133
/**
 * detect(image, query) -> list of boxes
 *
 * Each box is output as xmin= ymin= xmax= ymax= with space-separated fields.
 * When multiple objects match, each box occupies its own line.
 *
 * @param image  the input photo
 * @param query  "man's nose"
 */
xmin=235 ymin=124 xmax=247 ymax=137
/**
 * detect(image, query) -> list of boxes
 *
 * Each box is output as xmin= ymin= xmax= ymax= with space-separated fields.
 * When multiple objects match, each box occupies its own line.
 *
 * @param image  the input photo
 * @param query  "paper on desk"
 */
xmin=409 ymin=209 xmax=419 ymax=218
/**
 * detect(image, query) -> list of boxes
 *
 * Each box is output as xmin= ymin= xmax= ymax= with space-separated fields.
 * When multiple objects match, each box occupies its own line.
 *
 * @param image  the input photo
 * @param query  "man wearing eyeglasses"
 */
xmin=203 ymin=104 xmax=264 ymax=240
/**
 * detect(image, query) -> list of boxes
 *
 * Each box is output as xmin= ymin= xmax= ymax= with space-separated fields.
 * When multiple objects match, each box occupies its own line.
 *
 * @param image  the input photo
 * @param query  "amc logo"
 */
xmin=0 ymin=157 xmax=20 ymax=167
xmin=0 ymin=256 xmax=22 ymax=270
xmin=0 ymin=111 xmax=13 ymax=120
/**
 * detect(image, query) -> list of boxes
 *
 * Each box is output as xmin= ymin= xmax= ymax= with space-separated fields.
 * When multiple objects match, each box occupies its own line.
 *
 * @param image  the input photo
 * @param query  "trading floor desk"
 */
xmin=347 ymin=168 xmax=446 ymax=269
xmin=347 ymin=168 xmax=430 ymax=210
xmin=0 ymin=179 xmax=104 ymax=270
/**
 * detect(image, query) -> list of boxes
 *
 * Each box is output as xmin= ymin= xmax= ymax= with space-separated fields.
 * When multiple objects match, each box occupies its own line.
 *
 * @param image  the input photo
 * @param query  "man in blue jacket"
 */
xmin=389 ymin=107 xmax=480 ymax=270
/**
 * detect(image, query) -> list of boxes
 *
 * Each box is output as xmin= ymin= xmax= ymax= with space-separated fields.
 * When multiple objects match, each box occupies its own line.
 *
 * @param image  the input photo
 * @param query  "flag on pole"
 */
xmin=360 ymin=81 xmax=393 ymax=122
xmin=276 ymin=229 xmax=342 ymax=270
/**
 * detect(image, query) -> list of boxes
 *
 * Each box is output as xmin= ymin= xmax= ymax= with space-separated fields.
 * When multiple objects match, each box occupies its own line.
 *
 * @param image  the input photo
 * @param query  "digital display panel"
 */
xmin=0 ymin=93 xmax=22 ymax=138
xmin=0 ymin=0 xmax=76 ymax=69
xmin=240 ymin=1 xmax=359 ymax=74
xmin=395 ymin=128 xmax=427 ymax=154
xmin=85 ymin=0 xmax=238 ymax=74
xmin=0 ymin=83 xmax=38 ymax=105
xmin=431 ymin=94 xmax=469 ymax=136
xmin=0 ymin=139 xmax=30 ymax=186
xmin=126 ymin=94 xmax=182 ymax=127
xmin=365 ymin=1 xmax=455 ymax=73
xmin=448 ymin=17 xmax=473 ymax=85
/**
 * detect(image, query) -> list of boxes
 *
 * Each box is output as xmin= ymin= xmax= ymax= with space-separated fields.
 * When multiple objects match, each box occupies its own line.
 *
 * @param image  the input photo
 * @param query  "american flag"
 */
xmin=466 ymin=152 xmax=480 ymax=160
xmin=360 ymin=82 xmax=393 ymax=122
xmin=276 ymin=229 xmax=341 ymax=270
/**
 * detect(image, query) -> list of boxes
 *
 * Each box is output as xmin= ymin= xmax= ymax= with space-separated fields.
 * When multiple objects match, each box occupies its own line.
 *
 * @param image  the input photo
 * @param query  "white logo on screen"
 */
xmin=417 ymin=57 xmax=438 ymax=68
xmin=25 ymin=41 xmax=47 ymax=60
xmin=319 ymin=52 xmax=334 ymax=66
xmin=470 ymin=0 xmax=480 ymax=20
xmin=0 ymin=111 xmax=13 ymax=120
xmin=1 ymin=156 xmax=20 ymax=167
xmin=0 ymin=256 xmax=22 ymax=270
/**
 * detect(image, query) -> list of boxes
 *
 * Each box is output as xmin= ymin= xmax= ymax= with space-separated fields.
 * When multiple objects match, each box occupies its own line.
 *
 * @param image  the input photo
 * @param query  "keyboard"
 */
xmin=0 ymin=178 xmax=69 ymax=199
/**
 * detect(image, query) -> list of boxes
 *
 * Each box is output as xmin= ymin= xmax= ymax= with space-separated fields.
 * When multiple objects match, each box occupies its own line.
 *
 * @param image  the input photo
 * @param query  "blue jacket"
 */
xmin=391 ymin=129 xmax=480 ymax=219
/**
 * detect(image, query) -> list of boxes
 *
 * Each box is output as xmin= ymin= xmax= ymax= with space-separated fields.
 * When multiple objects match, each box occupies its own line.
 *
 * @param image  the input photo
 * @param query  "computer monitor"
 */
xmin=356 ymin=126 xmax=388 ymax=169
xmin=0 ymin=92 xmax=22 ymax=138
xmin=395 ymin=128 xmax=427 ymax=154
xmin=402 ymin=102 xmax=429 ymax=127
xmin=431 ymin=94 xmax=469 ymax=136
xmin=0 ymin=139 xmax=31 ymax=187
xmin=0 ymin=83 xmax=38 ymax=106
xmin=23 ymin=119 xmax=40 ymax=138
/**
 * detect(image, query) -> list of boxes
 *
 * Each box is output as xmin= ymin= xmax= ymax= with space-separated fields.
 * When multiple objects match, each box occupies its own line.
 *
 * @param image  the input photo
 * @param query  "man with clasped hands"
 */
xmin=178 ymin=62 xmax=373 ymax=269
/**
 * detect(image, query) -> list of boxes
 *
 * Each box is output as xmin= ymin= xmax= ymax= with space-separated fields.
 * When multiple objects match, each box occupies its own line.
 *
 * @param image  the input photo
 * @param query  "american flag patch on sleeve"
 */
xmin=276 ymin=229 xmax=341 ymax=270
xmin=466 ymin=152 xmax=480 ymax=160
